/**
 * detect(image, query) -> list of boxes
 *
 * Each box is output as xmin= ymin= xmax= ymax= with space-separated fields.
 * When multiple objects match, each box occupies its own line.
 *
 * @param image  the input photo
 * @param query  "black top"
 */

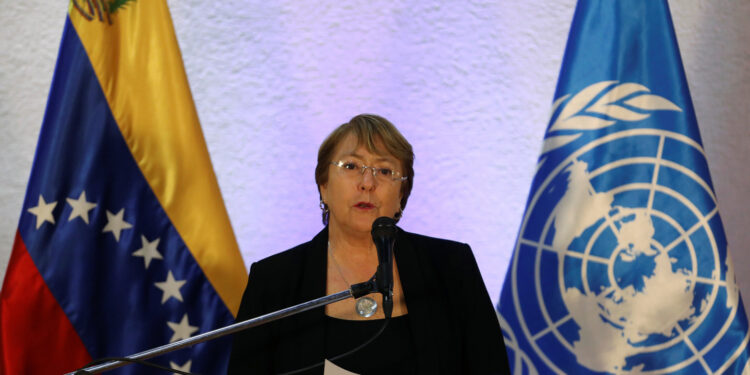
xmin=227 ymin=227 xmax=510 ymax=374
xmin=324 ymin=315 xmax=417 ymax=374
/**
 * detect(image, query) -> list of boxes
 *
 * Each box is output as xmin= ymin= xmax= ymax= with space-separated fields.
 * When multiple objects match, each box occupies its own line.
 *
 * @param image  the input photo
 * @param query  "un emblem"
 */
xmin=506 ymin=82 xmax=748 ymax=374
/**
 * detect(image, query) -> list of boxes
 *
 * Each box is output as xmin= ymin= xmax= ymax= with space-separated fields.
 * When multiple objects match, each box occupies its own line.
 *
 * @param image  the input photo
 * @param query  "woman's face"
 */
xmin=319 ymin=133 xmax=404 ymax=237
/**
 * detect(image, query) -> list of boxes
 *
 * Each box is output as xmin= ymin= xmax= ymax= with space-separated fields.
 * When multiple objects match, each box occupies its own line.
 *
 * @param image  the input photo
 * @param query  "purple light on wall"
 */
xmin=184 ymin=1 xmax=562 ymax=305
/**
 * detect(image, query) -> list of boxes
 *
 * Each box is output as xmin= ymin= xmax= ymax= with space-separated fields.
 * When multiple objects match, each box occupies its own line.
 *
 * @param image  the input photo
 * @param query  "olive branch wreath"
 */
xmin=541 ymin=81 xmax=683 ymax=157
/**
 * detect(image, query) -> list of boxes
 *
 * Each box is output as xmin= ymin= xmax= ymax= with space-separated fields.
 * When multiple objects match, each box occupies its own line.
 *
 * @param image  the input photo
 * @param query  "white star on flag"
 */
xmin=102 ymin=208 xmax=133 ymax=242
xmin=167 ymin=314 xmax=199 ymax=343
xmin=66 ymin=191 xmax=97 ymax=224
xmin=154 ymin=271 xmax=186 ymax=304
xmin=170 ymin=359 xmax=192 ymax=372
xmin=132 ymin=235 xmax=163 ymax=269
xmin=27 ymin=195 xmax=57 ymax=229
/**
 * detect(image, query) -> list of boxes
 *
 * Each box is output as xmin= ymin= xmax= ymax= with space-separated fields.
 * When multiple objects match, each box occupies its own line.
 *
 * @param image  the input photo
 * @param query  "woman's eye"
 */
xmin=343 ymin=162 xmax=358 ymax=170
xmin=378 ymin=168 xmax=393 ymax=176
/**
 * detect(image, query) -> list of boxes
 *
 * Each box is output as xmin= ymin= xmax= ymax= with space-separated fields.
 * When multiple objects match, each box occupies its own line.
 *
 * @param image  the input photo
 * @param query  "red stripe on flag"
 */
xmin=0 ymin=231 xmax=92 ymax=374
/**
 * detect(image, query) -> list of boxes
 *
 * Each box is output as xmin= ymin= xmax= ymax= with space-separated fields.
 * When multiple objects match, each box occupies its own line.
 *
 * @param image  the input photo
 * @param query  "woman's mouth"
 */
xmin=354 ymin=202 xmax=375 ymax=209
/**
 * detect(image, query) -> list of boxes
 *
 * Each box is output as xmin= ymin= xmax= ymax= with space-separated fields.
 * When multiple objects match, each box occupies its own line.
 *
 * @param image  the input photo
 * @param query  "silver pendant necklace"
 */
xmin=328 ymin=241 xmax=378 ymax=318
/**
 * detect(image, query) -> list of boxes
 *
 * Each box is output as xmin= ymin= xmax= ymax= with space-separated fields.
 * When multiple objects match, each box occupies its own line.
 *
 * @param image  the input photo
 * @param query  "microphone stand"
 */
xmin=68 ymin=279 xmax=377 ymax=374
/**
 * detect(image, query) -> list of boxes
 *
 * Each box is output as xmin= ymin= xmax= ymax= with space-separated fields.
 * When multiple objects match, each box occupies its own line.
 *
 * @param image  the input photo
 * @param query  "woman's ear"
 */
xmin=318 ymin=184 xmax=328 ymax=202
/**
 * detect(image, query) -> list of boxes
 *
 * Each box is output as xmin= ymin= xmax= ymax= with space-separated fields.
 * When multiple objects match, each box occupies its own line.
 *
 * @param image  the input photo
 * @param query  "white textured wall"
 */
xmin=1 ymin=1 xmax=748 ymax=312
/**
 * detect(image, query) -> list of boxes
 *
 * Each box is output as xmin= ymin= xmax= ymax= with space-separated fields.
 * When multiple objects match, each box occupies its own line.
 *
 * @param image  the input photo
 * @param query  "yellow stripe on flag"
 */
xmin=67 ymin=0 xmax=246 ymax=316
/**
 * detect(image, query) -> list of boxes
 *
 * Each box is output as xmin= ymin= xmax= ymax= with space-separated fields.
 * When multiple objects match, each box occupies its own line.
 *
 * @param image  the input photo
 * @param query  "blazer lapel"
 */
xmin=290 ymin=227 xmax=329 ymax=370
xmin=395 ymin=228 xmax=442 ymax=374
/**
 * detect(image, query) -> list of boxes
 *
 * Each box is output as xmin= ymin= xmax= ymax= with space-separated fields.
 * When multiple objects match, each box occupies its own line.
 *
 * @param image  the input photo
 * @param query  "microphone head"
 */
xmin=371 ymin=216 xmax=397 ymax=239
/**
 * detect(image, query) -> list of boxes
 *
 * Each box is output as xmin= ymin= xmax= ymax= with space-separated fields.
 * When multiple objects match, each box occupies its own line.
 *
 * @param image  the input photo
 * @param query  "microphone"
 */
xmin=371 ymin=216 xmax=397 ymax=319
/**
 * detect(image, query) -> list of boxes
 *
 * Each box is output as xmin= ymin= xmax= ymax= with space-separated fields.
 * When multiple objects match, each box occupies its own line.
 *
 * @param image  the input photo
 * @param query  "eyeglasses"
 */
xmin=331 ymin=160 xmax=408 ymax=182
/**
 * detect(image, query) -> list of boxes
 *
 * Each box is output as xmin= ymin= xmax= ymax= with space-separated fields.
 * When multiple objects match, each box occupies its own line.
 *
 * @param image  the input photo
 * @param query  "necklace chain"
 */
xmin=327 ymin=241 xmax=379 ymax=318
xmin=327 ymin=241 xmax=353 ymax=285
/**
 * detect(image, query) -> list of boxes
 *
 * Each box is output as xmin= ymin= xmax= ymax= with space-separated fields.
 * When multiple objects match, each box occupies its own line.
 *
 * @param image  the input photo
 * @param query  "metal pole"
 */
xmin=68 ymin=289 xmax=353 ymax=374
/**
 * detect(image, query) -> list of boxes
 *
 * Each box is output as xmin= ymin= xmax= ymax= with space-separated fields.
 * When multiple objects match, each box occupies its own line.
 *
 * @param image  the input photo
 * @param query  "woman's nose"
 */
xmin=358 ymin=168 xmax=377 ymax=190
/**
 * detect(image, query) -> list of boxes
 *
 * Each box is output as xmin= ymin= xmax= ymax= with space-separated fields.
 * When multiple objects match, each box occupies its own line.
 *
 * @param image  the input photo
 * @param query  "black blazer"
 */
xmin=228 ymin=227 xmax=509 ymax=374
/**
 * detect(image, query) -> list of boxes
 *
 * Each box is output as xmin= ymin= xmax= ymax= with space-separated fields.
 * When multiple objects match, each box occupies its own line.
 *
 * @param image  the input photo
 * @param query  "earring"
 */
xmin=394 ymin=209 xmax=403 ymax=219
xmin=319 ymin=200 xmax=329 ymax=214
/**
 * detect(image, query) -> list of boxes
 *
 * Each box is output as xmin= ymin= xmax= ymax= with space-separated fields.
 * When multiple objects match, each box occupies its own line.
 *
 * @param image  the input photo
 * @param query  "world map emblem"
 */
xmin=503 ymin=81 xmax=749 ymax=374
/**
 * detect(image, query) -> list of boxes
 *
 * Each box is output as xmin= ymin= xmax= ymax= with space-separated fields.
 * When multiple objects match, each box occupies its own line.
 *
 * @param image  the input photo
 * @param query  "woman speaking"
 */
xmin=228 ymin=114 xmax=509 ymax=374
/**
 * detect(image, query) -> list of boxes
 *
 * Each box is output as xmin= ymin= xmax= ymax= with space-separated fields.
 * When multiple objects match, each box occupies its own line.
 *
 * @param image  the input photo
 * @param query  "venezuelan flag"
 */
xmin=0 ymin=1 xmax=247 ymax=373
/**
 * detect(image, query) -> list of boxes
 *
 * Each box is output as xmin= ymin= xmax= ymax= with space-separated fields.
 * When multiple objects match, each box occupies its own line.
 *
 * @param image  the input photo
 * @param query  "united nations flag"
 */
xmin=498 ymin=1 xmax=750 ymax=373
